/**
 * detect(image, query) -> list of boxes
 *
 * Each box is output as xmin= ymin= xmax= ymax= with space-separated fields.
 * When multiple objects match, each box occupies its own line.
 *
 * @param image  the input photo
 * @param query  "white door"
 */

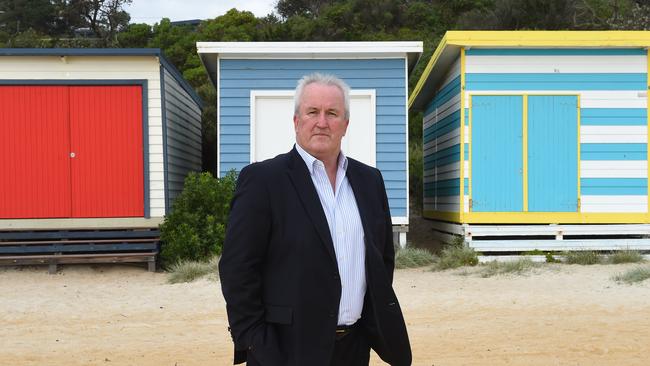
xmin=250 ymin=90 xmax=376 ymax=166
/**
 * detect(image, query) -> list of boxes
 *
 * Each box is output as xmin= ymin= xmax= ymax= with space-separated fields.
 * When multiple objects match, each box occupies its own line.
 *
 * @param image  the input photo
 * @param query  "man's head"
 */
xmin=293 ymin=73 xmax=350 ymax=163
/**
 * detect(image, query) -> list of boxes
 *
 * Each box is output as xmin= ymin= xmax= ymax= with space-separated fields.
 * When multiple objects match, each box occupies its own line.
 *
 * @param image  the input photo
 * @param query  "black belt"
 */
xmin=335 ymin=322 xmax=358 ymax=341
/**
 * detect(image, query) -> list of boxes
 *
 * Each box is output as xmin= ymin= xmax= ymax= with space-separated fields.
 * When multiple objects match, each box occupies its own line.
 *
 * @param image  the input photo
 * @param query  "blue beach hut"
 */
xmin=198 ymin=42 xmax=423 ymax=246
xmin=409 ymin=31 xmax=650 ymax=251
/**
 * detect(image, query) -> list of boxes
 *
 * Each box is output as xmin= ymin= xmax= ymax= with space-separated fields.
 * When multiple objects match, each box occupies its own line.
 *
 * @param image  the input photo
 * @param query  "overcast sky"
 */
xmin=125 ymin=0 xmax=277 ymax=24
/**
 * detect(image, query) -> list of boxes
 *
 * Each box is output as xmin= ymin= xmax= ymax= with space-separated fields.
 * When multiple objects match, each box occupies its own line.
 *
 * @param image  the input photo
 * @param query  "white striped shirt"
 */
xmin=295 ymin=143 xmax=366 ymax=326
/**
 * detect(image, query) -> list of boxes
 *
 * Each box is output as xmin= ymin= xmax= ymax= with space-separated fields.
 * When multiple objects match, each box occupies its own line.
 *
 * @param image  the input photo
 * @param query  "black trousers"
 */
xmin=246 ymin=326 xmax=370 ymax=366
xmin=330 ymin=325 xmax=371 ymax=366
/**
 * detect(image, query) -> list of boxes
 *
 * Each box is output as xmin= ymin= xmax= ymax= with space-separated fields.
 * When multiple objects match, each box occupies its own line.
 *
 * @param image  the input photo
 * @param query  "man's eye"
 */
xmin=307 ymin=110 xmax=317 ymax=115
xmin=328 ymin=111 xmax=337 ymax=117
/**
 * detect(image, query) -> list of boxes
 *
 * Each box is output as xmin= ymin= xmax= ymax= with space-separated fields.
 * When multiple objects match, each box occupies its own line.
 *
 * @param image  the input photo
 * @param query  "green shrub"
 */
xmin=479 ymin=258 xmax=539 ymax=278
xmin=159 ymin=171 xmax=236 ymax=268
xmin=435 ymin=242 xmax=478 ymax=270
xmin=564 ymin=251 xmax=602 ymax=265
xmin=612 ymin=266 xmax=650 ymax=284
xmin=167 ymin=256 xmax=219 ymax=284
xmin=608 ymin=250 xmax=644 ymax=264
xmin=395 ymin=247 xmax=436 ymax=269
xmin=545 ymin=252 xmax=561 ymax=263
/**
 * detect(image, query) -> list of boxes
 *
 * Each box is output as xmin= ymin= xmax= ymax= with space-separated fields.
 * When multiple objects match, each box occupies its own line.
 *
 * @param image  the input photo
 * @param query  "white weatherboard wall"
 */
xmin=0 ymin=56 xmax=166 ymax=218
xmin=250 ymin=90 xmax=376 ymax=166
xmin=464 ymin=49 xmax=648 ymax=214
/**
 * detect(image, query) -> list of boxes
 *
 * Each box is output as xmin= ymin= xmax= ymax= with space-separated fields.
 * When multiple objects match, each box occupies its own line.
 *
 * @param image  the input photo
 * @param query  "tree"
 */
xmin=77 ymin=0 xmax=132 ymax=45
xmin=0 ymin=0 xmax=57 ymax=35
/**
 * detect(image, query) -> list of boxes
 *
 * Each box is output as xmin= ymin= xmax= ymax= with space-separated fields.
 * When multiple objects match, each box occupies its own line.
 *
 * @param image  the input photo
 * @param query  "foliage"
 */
xmin=167 ymin=256 xmax=219 ymax=283
xmin=479 ymin=258 xmax=539 ymax=277
xmin=607 ymin=250 xmax=645 ymax=264
xmin=159 ymin=171 xmax=237 ymax=268
xmin=612 ymin=266 xmax=650 ymax=284
xmin=395 ymin=247 xmax=436 ymax=269
xmin=564 ymin=251 xmax=602 ymax=265
xmin=545 ymin=252 xmax=561 ymax=263
xmin=523 ymin=249 xmax=560 ymax=263
xmin=434 ymin=240 xmax=479 ymax=270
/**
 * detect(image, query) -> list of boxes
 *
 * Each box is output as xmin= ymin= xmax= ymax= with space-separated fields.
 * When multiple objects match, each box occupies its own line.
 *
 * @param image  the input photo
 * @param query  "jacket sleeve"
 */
xmin=377 ymin=168 xmax=395 ymax=284
xmin=219 ymin=164 xmax=283 ymax=364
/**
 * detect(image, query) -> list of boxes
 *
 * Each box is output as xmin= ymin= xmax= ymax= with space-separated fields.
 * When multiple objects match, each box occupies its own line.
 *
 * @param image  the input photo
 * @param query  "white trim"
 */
xmin=197 ymin=41 xmax=423 ymax=57
xmin=392 ymin=217 xmax=408 ymax=225
xmin=580 ymin=160 xmax=647 ymax=178
xmin=0 ymin=217 xmax=164 ymax=230
xmin=216 ymin=55 xmax=221 ymax=177
xmin=470 ymin=238 xmax=650 ymax=252
xmin=580 ymin=125 xmax=647 ymax=144
xmin=466 ymin=55 xmax=647 ymax=74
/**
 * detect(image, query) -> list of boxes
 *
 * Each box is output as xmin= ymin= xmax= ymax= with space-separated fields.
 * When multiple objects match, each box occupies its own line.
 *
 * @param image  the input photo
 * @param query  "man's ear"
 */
xmin=342 ymin=119 xmax=349 ymax=136
xmin=293 ymin=115 xmax=299 ymax=131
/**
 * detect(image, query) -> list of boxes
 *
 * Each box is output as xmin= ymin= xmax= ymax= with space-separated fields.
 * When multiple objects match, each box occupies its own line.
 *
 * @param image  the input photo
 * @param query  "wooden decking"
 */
xmin=428 ymin=220 xmax=650 ymax=252
xmin=0 ymin=229 xmax=160 ymax=273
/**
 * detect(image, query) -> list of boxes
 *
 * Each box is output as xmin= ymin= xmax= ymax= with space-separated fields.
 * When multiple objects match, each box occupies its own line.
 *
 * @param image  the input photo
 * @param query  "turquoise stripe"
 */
xmin=580 ymin=108 xmax=647 ymax=126
xmin=581 ymin=143 xmax=647 ymax=160
xmin=466 ymin=73 xmax=646 ymax=91
xmin=423 ymin=144 xmax=461 ymax=168
xmin=581 ymin=178 xmax=647 ymax=195
xmin=423 ymin=110 xmax=461 ymax=143
xmin=424 ymin=76 xmax=461 ymax=116
xmin=464 ymin=108 xmax=469 ymax=126
xmin=464 ymin=144 xmax=469 ymax=161
xmin=464 ymin=178 xmax=468 ymax=195
xmin=466 ymin=48 xmax=646 ymax=56
xmin=424 ymin=178 xmax=461 ymax=197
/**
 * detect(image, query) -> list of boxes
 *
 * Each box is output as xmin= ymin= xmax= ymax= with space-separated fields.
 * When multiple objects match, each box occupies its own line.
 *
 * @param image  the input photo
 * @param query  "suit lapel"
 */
xmin=286 ymin=148 xmax=338 ymax=265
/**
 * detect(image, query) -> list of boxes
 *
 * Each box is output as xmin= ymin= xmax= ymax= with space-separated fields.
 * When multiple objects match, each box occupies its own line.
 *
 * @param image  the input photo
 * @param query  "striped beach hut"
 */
xmin=197 ymin=42 xmax=423 ymax=246
xmin=0 ymin=49 xmax=202 ymax=271
xmin=409 ymin=31 xmax=650 ymax=251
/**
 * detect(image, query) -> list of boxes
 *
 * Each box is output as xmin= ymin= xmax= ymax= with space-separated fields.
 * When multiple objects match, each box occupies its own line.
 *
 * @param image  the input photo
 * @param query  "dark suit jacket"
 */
xmin=219 ymin=147 xmax=411 ymax=366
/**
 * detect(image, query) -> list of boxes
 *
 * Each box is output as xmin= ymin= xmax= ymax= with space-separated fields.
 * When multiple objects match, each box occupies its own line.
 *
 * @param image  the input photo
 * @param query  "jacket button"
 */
xmin=333 ymin=274 xmax=339 ymax=280
xmin=329 ymin=311 xmax=336 ymax=318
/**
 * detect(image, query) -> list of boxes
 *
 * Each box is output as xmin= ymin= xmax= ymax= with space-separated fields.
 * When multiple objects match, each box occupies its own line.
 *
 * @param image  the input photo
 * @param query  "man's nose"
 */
xmin=315 ymin=112 xmax=328 ymax=127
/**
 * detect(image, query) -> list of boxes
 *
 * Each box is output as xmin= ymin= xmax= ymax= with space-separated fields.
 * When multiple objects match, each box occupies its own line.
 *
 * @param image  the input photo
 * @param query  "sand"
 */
xmin=1 ymin=263 xmax=649 ymax=366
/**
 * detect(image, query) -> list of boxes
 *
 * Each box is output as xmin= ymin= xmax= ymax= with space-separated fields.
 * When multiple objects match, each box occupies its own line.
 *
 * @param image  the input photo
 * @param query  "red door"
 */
xmin=0 ymin=85 xmax=144 ymax=219
xmin=69 ymin=86 xmax=144 ymax=217
xmin=0 ymin=86 xmax=72 ymax=218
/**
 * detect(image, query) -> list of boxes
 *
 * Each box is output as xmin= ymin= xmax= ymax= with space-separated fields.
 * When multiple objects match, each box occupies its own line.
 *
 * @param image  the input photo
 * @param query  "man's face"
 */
xmin=293 ymin=83 xmax=349 ymax=162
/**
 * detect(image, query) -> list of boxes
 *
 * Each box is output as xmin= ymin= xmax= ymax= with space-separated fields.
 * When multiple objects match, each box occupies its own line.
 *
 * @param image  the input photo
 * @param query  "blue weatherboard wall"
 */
xmin=461 ymin=48 xmax=648 ymax=215
xmin=219 ymin=58 xmax=407 ymax=217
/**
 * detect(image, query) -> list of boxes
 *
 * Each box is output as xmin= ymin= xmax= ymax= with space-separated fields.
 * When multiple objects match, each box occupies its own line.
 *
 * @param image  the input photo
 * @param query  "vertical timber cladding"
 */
xmin=528 ymin=95 xmax=578 ymax=212
xmin=0 ymin=86 xmax=71 ymax=218
xmin=470 ymin=95 xmax=579 ymax=213
xmin=70 ymin=86 xmax=144 ymax=218
xmin=471 ymin=95 xmax=523 ymax=212
xmin=0 ymin=85 xmax=144 ymax=219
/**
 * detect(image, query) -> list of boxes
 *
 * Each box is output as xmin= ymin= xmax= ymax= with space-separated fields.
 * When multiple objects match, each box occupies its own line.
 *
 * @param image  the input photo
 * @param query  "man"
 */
xmin=219 ymin=73 xmax=411 ymax=366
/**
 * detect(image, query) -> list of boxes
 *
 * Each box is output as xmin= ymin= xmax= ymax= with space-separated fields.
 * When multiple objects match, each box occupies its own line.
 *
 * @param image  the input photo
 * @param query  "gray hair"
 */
xmin=294 ymin=73 xmax=350 ymax=119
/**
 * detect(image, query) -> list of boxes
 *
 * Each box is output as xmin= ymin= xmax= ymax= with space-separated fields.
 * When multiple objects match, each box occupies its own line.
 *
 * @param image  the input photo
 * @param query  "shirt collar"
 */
xmin=295 ymin=143 xmax=348 ymax=175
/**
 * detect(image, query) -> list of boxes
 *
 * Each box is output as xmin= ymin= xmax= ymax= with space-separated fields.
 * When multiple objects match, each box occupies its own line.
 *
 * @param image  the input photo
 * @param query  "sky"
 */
xmin=124 ymin=0 xmax=277 ymax=24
